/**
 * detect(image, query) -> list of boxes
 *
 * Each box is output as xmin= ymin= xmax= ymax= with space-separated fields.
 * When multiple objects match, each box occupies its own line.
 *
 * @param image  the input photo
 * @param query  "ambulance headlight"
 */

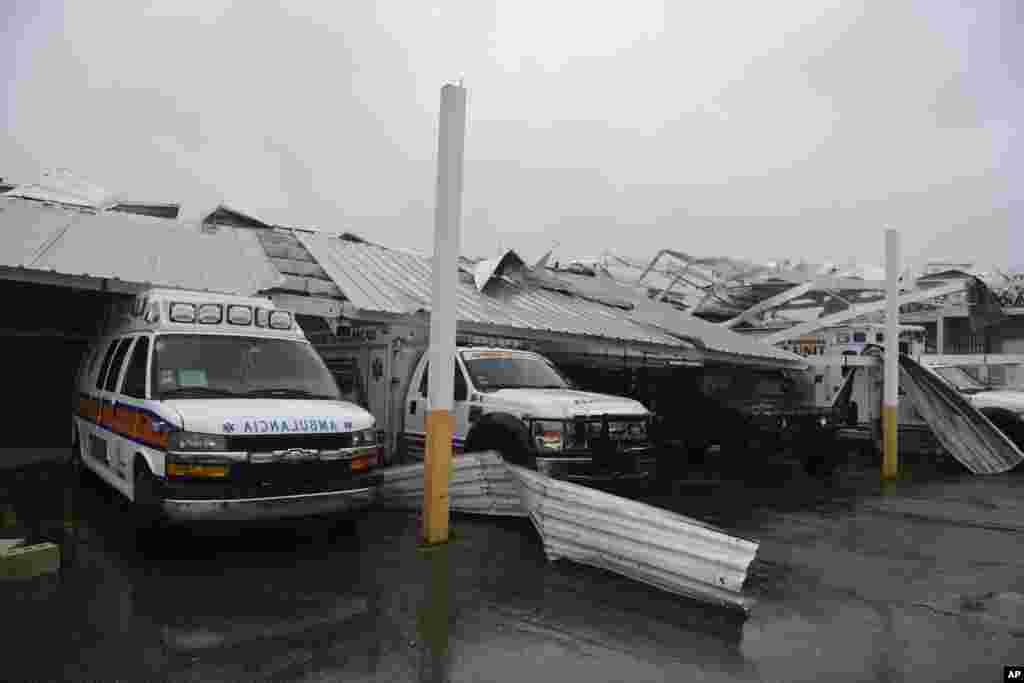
xmin=350 ymin=428 xmax=377 ymax=447
xmin=168 ymin=431 xmax=229 ymax=452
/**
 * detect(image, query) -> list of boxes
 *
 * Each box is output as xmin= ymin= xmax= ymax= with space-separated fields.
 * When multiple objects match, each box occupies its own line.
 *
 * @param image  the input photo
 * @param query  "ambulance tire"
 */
xmin=69 ymin=422 xmax=84 ymax=477
xmin=132 ymin=458 xmax=165 ymax=531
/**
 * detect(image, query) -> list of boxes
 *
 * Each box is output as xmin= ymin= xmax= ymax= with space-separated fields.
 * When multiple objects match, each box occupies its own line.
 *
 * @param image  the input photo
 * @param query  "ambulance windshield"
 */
xmin=152 ymin=335 xmax=341 ymax=400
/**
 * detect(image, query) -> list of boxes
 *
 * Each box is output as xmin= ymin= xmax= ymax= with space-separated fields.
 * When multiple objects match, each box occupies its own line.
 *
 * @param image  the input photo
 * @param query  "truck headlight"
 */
xmin=532 ymin=420 xmax=564 ymax=451
xmin=168 ymin=431 xmax=228 ymax=452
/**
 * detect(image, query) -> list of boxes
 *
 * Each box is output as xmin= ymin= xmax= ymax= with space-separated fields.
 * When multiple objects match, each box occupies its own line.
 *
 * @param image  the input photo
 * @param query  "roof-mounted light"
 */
xmin=227 ymin=305 xmax=253 ymax=326
xmin=269 ymin=310 xmax=293 ymax=330
xmin=254 ymin=307 xmax=269 ymax=328
xmin=197 ymin=303 xmax=223 ymax=324
xmin=169 ymin=302 xmax=196 ymax=323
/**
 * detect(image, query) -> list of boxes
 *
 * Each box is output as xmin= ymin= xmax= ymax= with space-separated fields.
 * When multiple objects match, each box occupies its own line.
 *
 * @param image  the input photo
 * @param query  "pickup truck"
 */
xmin=333 ymin=342 xmax=657 ymax=487
xmin=922 ymin=362 xmax=1024 ymax=448
xmin=649 ymin=365 xmax=845 ymax=477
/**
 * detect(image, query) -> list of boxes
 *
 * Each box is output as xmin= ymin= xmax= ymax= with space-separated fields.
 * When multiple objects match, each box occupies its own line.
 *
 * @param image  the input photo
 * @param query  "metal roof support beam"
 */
xmin=720 ymin=281 xmax=816 ymax=329
xmin=0 ymin=267 xmax=141 ymax=295
xmin=760 ymin=279 xmax=969 ymax=346
xmin=267 ymin=293 xmax=343 ymax=319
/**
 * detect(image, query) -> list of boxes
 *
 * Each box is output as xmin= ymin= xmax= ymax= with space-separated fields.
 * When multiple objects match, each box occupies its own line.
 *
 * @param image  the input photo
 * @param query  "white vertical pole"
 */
xmin=883 ymin=228 xmax=900 ymax=480
xmin=422 ymin=83 xmax=467 ymax=545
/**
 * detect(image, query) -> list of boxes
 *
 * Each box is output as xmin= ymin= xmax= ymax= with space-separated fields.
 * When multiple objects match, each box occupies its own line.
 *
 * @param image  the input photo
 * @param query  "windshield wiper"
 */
xmin=161 ymin=387 xmax=239 ymax=399
xmin=243 ymin=388 xmax=337 ymax=400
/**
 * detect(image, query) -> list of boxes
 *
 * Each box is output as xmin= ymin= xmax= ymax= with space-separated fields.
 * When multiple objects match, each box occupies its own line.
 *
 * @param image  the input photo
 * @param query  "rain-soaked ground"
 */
xmin=2 ymin=450 xmax=1023 ymax=682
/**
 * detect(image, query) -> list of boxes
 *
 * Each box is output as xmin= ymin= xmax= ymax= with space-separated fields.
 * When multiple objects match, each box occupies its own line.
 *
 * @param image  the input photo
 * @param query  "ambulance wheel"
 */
xmin=132 ymin=459 xmax=165 ymax=530
xmin=69 ymin=423 xmax=84 ymax=477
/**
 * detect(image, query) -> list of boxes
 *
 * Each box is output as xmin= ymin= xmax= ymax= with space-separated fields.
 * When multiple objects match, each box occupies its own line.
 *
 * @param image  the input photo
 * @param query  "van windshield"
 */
xmin=461 ymin=353 xmax=569 ymax=391
xmin=152 ymin=335 xmax=341 ymax=400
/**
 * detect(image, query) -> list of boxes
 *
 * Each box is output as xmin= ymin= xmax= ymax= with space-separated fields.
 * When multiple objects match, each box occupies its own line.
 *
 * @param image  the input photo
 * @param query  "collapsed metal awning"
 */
xmin=298 ymin=232 xmax=806 ymax=370
xmin=0 ymin=197 xmax=284 ymax=296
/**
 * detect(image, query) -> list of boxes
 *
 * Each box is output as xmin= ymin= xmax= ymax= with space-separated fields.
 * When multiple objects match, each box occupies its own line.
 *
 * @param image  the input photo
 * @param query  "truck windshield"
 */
xmin=932 ymin=366 xmax=987 ymax=394
xmin=461 ymin=354 xmax=569 ymax=391
xmin=152 ymin=335 xmax=341 ymax=400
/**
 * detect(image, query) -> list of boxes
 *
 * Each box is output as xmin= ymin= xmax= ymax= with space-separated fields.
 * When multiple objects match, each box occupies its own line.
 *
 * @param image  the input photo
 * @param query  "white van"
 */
xmin=71 ymin=289 xmax=381 ymax=522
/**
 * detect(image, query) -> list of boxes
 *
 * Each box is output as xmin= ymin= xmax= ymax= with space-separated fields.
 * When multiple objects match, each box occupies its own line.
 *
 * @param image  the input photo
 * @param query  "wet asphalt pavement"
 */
xmin=2 ymin=452 xmax=1023 ymax=682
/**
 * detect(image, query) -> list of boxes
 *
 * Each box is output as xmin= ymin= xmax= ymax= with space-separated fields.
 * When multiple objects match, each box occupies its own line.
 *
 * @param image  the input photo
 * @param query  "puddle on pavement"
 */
xmin=1 ymin=457 xmax=1021 ymax=682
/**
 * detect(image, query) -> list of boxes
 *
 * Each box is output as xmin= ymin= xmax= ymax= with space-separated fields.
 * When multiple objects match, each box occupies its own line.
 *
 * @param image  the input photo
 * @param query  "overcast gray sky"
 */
xmin=2 ymin=1 xmax=1021 ymax=269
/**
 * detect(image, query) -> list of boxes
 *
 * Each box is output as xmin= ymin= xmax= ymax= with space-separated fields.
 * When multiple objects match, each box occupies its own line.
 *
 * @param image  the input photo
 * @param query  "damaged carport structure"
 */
xmin=0 ymin=195 xmax=285 ymax=461
xmin=295 ymin=232 xmax=805 ymax=369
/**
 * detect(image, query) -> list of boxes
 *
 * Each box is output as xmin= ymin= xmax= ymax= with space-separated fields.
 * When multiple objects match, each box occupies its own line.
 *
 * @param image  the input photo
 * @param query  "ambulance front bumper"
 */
xmin=161 ymin=487 xmax=376 ymax=522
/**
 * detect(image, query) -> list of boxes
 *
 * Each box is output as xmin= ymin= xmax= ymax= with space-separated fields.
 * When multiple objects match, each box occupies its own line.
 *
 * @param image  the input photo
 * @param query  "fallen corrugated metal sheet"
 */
xmin=509 ymin=465 xmax=759 ymax=611
xmin=899 ymin=355 xmax=1024 ymax=474
xmin=375 ymin=452 xmax=526 ymax=517
xmin=0 ymin=197 xmax=285 ymax=296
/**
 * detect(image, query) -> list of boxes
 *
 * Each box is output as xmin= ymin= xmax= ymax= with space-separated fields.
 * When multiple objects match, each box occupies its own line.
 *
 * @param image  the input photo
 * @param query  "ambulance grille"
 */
xmin=226 ymin=433 xmax=355 ymax=453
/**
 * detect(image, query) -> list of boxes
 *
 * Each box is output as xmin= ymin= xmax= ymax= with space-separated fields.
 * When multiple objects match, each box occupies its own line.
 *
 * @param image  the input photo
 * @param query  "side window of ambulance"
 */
xmin=419 ymin=362 xmax=429 ymax=397
xmin=104 ymin=338 xmax=134 ymax=393
xmin=94 ymin=340 xmax=120 ymax=392
xmin=122 ymin=337 xmax=150 ymax=399
xmin=76 ymin=348 xmax=94 ymax=388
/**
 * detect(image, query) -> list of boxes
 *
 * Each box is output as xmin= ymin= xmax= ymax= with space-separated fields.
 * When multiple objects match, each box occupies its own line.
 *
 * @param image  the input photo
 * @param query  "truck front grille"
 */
xmin=570 ymin=416 xmax=650 ymax=449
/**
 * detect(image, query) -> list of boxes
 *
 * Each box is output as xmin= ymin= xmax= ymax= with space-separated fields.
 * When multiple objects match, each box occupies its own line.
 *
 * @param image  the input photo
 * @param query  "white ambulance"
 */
xmin=71 ymin=288 xmax=382 ymax=522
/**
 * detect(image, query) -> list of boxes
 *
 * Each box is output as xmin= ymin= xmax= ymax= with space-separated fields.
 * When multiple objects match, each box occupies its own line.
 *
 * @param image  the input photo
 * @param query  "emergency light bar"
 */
xmin=169 ymin=302 xmax=196 ymax=323
xmin=269 ymin=310 xmax=293 ymax=330
xmin=197 ymin=304 xmax=223 ymax=324
xmin=167 ymin=300 xmax=290 ymax=329
xmin=227 ymin=305 xmax=253 ymax=325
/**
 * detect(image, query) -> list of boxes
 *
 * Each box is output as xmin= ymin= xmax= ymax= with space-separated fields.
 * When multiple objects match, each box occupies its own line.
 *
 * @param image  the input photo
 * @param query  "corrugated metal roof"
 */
xmin=0 ymin=197 xmax=284 ymax=295
xmin=300 ymin=233 xmax=685 ymax=347
xmin=4 ymin=170 xmax=111 ymax=208
xmin=299 ymin=233 xmax=805 ymax=365
xmin=545 ymin=269 xmax=806 ymax=363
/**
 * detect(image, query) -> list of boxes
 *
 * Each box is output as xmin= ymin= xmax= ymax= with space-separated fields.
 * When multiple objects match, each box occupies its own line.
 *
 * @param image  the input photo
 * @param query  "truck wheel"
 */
xmin=846 ymin=402 xmax=859 ymax=427
xmin=988 ymin=414 xmax=1024 ymax=451
xmin=465 ymin=426 xmax=532 ymax=467
xmin=801 ymin=430 xmax=840 ymax=477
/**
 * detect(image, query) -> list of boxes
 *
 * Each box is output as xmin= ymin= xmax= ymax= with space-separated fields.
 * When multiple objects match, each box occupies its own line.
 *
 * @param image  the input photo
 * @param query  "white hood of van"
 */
xmin=164 ymin=399 xmax=374 ymax=436
xmin=484 ymin=389 xmax=649 ymax=420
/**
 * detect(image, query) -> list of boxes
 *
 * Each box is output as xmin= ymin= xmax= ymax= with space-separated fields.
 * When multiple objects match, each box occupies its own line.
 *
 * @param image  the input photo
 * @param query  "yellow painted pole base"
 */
xmin=422 ymin=409 xmax=455 ymax=545
xmin=882 ymin=404 xmax=898 ymax=481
